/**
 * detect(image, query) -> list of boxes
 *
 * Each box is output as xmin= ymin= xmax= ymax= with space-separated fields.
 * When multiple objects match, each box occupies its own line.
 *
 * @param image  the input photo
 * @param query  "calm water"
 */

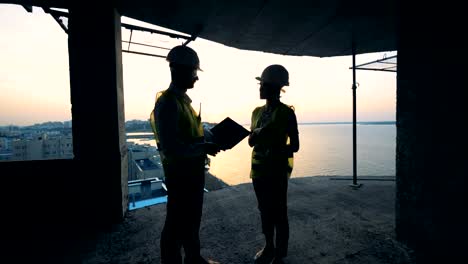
xmin=128 ymin=124 xmax=396 ymax=186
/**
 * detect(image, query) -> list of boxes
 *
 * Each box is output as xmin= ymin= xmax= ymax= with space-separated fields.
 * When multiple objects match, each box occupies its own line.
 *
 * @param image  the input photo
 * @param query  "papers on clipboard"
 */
xmin=210 ymin=117 xmax=250 ymax=150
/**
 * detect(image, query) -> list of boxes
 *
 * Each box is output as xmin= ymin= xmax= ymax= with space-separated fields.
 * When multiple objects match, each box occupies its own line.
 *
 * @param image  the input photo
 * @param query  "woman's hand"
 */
xmin=252 ymin=127 xmax=263 ymax=136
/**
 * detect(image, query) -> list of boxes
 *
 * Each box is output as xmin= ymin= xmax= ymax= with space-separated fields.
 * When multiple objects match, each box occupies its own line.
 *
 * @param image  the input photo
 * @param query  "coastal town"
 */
xmin=0 ymin=119 xmax=225 ymax=210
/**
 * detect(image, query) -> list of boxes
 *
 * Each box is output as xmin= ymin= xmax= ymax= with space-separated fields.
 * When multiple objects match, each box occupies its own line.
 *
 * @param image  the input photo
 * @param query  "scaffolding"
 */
xmin=350 ymin=54 xmax=397 ymax=72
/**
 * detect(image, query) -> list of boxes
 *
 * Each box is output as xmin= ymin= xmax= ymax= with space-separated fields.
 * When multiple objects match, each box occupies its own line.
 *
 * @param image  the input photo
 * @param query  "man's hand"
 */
xmin=203 ymin=127 xmax=214 ymax=142
xmin=204 ymin=142 xmax=221 ymax=156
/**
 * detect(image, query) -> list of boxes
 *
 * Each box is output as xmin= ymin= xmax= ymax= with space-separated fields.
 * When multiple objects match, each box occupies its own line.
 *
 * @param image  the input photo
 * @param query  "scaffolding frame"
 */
xmin=350 ymin=54 xmax=397 ymax=72
xmin=31 ymin=7 xmax=198 ymax=59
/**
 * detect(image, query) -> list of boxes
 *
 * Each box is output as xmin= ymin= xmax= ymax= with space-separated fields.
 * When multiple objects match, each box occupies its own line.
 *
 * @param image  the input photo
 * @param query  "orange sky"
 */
xmin=0 ymin=5 xmax=396 ymax=126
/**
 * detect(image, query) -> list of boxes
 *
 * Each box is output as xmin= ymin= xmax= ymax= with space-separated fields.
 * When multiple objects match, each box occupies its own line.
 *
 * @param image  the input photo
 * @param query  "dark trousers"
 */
xmin=252 ymin=170 xmax=289 ymax=258
xmin=160 ymin=157 xmax=205 ymax=264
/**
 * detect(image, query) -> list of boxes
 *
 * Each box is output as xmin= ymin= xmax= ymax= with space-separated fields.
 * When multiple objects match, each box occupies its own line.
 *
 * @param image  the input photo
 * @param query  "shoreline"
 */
xmin=205 ymin=170 xmax=229 ymax=191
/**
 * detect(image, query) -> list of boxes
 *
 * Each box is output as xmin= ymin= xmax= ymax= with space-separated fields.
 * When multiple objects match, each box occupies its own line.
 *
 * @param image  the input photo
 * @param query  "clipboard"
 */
xmin=210 ymin=117 xmax=251 ymax=150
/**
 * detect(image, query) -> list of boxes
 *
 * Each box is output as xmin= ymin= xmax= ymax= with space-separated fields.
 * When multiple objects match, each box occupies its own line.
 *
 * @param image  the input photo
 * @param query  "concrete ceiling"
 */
xmin=9 ymin=0 xmax=397 ymax=57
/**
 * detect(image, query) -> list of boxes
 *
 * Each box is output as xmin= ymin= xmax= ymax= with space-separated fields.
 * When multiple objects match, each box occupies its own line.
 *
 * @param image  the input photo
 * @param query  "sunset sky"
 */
xmin=0 ymin=5 xmax=397 ymax=126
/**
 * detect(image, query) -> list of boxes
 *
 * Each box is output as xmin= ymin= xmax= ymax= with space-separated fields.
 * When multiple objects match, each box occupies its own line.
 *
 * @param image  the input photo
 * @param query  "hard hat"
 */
xmin=166 ymin=45 xmax=202 ymax=71
xmin=256 ymin=64 xmax=289 ymax=86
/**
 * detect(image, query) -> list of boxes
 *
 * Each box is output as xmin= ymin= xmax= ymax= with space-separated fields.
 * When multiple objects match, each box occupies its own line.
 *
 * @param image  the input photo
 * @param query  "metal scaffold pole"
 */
xmin=350 ymin=41 xmax=362 ymax=189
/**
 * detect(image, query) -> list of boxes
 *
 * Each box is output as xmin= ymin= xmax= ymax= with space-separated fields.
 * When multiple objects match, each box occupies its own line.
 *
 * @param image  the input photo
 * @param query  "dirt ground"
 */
xmin=79 ymin=176 xmax=414 ymax=264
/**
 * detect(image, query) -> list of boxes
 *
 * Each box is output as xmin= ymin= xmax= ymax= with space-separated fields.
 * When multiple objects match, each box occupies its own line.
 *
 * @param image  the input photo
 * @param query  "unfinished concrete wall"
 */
xmin=2 ymin=7 xmax=129 ymax=262
xmin=396 ymin=2 xmax=468 ymax=262
xmin=68 ymin=7 xmax=128 ymax=229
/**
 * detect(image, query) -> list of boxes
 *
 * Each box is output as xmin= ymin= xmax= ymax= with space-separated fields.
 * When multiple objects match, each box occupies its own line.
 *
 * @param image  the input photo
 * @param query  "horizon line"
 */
xmin=0 ymin=120 xmax=396 ymax=128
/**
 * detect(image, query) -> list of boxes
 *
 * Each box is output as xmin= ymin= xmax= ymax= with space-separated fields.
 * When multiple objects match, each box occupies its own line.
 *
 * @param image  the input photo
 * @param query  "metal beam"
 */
xmin=22 ymin=5 xmax=33 ymax=12
xmin=378 ymin=61 xmax=397 ymax=65
xmin=121 ymin=23 xmax=191 ymax=40
xmin=351 ymin=55 xmax=397 ymax=68
xmin=122 ymin=50 xmax=166 ymax=59
xmin=127 ymin=29 xmax=133 ymax=51
xmin=350 ymin=41 xmax=362 ymax=189
xmin=46 ymin=8 xmax=68 ymax=17
xmin=350 ymin=67 xmax=396 ymax=72
xmin=25 ymin=8 xmax=177 ymax=59
xmin=182 ymin=24 xmax=203 ymax=46
xmin=352 ymin=43 xmax=357 ymax=185
xmin=42 ymin=9 xmax=191 ymax=41
xmin=42 ymin=7 xmax=68 ymax=34
xmin=122 ymin=41 xmax=170 ymax=50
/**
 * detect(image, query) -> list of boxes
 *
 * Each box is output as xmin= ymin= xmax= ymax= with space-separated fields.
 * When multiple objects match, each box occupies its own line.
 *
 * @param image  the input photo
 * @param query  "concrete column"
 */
xmin=396 ymin=2 xmax=468 ymax=262
xmin=68 ymin=7 xmax=128 ymax=228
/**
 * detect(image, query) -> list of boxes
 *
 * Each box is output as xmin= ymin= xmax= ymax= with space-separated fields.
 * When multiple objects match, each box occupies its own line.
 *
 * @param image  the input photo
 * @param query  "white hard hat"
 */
xmin=256 ymin=64 xmax=289 ymax=86
xmin=166 ymin=45 xmax=202 ymax=71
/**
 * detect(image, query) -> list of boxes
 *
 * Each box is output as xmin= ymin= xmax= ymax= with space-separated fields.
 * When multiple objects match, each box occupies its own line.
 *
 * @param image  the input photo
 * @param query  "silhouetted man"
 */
xmin=150 ymin=45 xmax=220 ymax=264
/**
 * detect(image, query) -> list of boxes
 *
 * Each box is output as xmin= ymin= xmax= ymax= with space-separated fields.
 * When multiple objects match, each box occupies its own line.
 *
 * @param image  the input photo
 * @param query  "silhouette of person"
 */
xmin=150 ymin=45 xmax=220 ymax=264
xmin=249 ymin=65 xmax=300 ymax=264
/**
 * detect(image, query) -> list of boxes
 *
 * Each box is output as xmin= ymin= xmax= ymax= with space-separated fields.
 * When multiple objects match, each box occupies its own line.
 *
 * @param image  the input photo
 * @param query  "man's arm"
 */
xmin=155 ymin=99 xmax=205 ymax=158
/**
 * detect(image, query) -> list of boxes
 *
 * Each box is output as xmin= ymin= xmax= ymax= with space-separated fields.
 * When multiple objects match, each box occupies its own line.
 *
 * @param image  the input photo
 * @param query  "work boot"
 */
xmin=254 ymin=246 xmax=275 ymax=264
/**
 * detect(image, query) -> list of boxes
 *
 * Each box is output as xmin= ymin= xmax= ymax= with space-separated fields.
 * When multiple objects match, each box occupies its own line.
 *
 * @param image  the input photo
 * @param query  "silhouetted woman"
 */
xmin=249 ymin=65 xmax=300 ymax=264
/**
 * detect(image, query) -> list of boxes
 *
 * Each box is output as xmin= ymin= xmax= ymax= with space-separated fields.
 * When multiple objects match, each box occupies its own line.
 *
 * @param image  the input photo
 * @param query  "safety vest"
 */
xmin=149 ymin=89 xmax=204 ymax=167
xmin=250 ymin=103 xmax=294 ymax=179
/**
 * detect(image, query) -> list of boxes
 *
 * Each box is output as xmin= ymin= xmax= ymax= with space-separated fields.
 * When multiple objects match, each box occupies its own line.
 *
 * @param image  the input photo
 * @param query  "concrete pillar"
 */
xmin=68 ymin=7 xmax=128 ymax=229
xmin=396 ymin=2 xmax=468 ymax=262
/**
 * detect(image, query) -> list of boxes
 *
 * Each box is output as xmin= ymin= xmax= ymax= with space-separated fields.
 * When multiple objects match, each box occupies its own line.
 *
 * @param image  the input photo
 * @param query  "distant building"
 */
xmin=0 ymin=137 xmax=10 ymax=152
xmin=63 ymin=121 xmax=72 ymax=128
xmin=0 ymin=137 xmax=12 ymax=161
xmin=11 ymin=134 xmax=73 ymax=161
xmin=12 ymin=138 xmax=42 ymax=160
xmin=0 ymin=153 xmax=12 ymax=161
xmin=127 ymin=143 xmax=163 ymax=181
xmin=44 ymin=136 xmax=73 ymax=159
xmin=134 ymin=158 xmax=163 ymax=180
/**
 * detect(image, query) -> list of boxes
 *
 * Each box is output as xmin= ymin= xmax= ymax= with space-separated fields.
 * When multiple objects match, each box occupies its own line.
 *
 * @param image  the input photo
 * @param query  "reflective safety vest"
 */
xmin=149 ymin=89 xmax=204 ymax=167
xmin=250 ymin=103 xmax=294 ymax=179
